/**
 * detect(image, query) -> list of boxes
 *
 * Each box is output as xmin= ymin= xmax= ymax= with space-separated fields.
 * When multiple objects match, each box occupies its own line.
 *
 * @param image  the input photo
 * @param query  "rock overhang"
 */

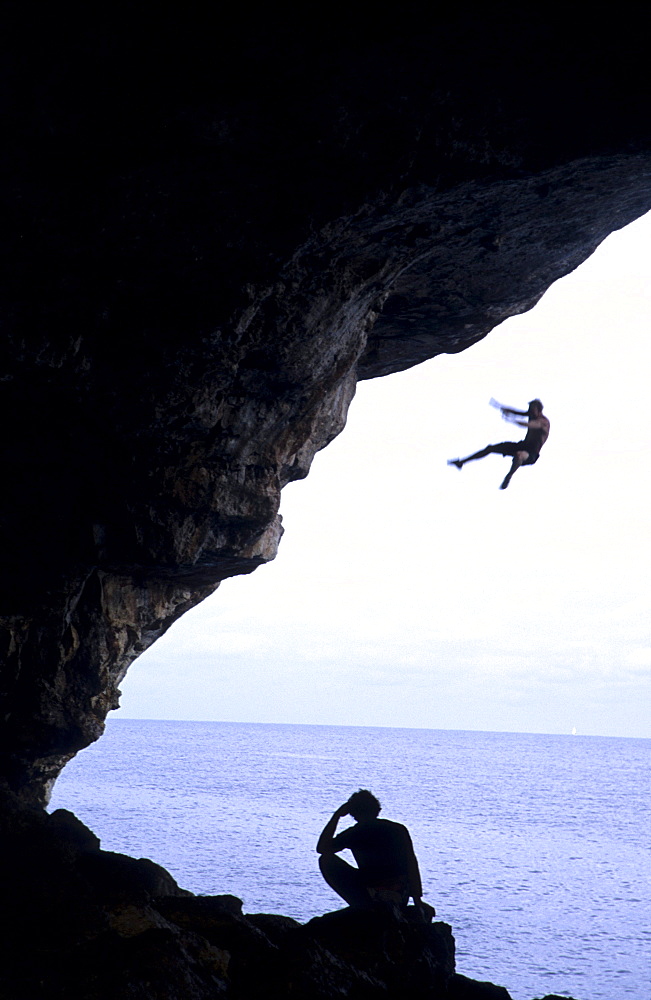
xmin=1 ymin=7 xmax=651 ymax=806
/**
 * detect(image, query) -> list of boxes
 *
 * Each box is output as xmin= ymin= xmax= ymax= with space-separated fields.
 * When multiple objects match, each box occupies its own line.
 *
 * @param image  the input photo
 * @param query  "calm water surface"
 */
xmin=49 ymin=720 xmax=651 ymax=1000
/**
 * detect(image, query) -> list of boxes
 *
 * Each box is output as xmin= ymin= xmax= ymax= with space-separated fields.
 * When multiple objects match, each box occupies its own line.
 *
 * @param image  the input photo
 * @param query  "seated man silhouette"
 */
xmin=316 ymin=789 xmax=433 ymax=918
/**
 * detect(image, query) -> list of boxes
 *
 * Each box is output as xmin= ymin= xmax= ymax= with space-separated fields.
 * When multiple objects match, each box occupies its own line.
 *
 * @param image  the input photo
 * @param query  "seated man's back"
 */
xmin=332 ymin=817 xmax=419 ymax=892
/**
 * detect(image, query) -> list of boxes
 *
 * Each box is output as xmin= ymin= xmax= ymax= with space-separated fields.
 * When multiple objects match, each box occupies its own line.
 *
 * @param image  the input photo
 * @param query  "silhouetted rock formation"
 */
xmin=0 ymin=787 xmax=519 ymax=998
xmin=1 ymin=6 xmax=648 ymax=997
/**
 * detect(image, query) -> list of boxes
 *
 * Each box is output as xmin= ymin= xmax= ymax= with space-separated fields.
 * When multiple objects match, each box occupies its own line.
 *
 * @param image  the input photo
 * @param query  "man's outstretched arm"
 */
xmin=316 ymin=803 xmax=349 ymax=854
xmin=491 ymin=399 xmax=528 ymax=419
xmin=500 ymin=406 xmax=528 ymax=424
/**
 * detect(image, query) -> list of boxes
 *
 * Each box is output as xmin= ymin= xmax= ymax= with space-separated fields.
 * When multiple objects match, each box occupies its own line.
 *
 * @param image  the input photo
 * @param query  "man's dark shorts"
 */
xmin=494 ymin=441 xmax=540 ymax=465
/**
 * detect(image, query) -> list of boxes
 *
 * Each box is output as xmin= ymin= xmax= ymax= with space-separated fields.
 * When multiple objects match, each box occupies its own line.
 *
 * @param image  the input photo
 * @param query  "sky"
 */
xmin=116 ymin=211 xmax=651 ymax=739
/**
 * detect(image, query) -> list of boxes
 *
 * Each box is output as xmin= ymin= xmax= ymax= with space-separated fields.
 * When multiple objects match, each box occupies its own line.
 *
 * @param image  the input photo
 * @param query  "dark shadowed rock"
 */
xmin=0 ymin=785 xmax=521 ymax=999
xmin=532 ymin=996 xmax=581 ymax=1000
xmin=247 ymin=912 xmax=304 ymax=944
xmin=304 ymin=907 xmax=456 ymax=998
xmin=1 ymin=6 xmax=647 ymax=997
xmin=448 ymin=972 xmax=513 ymax=998
xmin=80 ymin=851 xmax=193 ymax=904
xmin=1 ymin=7 xmax=651 ymax=808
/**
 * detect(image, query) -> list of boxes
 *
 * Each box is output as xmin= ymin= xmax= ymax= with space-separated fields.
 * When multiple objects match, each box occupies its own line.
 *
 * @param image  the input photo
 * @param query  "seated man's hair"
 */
xmin=348 ymin=789 xmax=381 ymax=819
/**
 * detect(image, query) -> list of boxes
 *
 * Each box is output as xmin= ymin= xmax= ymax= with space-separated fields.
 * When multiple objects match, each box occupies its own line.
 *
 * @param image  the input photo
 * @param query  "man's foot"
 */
xmin=447 ymin=459 xmax=463 ymax=469
xmin=499 ymin=476 xmax=511 ymax=489
xmin=420 ymin=900 xmax=436 ymax=920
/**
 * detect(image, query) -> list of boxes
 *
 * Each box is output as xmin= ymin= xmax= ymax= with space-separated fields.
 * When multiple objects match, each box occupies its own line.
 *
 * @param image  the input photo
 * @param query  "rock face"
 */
xmin=2 ymin=7 xmax=651 ymax=808
xmin=0 ymin=786 xmax=503 ymax=999
xmin=1 ymin=7 xmax=647 ymax=998
xmin=0 ymin=787 xmax=587 ymax=998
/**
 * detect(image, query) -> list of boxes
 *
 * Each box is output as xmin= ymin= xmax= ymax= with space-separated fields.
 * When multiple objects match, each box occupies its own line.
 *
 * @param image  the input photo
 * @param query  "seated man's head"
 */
xmin=528 ymin=399 xmax=543 ymax=416
xmin=347 ymin=789 xmax=381 ymax=822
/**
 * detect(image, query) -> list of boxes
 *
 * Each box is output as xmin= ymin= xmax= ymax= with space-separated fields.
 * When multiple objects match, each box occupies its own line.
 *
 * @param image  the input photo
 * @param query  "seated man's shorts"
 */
xmin=494 ymin=441 xmax=540 ymax=465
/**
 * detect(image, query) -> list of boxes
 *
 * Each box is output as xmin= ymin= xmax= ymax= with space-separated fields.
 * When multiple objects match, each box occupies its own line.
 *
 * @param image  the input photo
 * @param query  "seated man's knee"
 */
xmin=319 ymin=853 xmax=337 ymax=877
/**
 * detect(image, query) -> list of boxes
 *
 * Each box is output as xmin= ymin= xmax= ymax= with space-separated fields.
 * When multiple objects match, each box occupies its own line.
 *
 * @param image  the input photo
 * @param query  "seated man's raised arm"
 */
xmin=316 ymin=803 xmax=349 ymax=854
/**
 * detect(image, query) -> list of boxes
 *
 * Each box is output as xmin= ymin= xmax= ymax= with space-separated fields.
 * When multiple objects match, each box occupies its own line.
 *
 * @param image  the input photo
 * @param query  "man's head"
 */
xmin=528 ymin=399 xmax=543 ymax=416
xmin=347 ymin=789 xmax=381 ymax=821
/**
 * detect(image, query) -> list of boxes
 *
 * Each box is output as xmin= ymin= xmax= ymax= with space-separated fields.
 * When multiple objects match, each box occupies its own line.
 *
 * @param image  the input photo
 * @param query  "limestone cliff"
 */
xmin=0 ymin=8 xmax=649 ymax=996
xmin=1 ymin=6 xmax=650 ymax=808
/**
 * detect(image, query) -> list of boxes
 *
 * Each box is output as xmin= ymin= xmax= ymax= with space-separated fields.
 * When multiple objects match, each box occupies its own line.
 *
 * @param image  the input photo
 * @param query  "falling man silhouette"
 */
xmin=448 ymin=398 xmax=550 ymax=489
xmin=317 ymin=789 xmax=434 ymax=918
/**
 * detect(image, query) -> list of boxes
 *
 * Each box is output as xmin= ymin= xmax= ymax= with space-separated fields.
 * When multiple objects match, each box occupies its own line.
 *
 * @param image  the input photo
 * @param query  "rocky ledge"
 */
xmin=0 ymin=789 xmax=575 ymax=1000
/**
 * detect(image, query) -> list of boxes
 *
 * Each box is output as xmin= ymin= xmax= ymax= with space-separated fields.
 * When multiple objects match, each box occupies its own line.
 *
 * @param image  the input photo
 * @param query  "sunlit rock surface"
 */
xmin=0 ymin=7 xmax=649 ymax=996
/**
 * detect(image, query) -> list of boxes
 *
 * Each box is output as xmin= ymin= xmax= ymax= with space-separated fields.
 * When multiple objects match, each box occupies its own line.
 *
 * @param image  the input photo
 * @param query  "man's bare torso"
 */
xmin=523 ymin=415 xmax=550 ymax=454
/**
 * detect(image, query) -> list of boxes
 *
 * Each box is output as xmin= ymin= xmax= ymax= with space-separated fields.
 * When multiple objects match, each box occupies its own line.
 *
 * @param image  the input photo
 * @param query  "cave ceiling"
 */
xmin=1 ymin=6 xmax=650 ymax=803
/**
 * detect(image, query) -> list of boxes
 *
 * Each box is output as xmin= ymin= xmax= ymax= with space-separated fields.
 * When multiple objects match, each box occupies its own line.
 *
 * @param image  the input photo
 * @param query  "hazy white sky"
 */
xmin=117 ymin=211 xmax=651 ymax=739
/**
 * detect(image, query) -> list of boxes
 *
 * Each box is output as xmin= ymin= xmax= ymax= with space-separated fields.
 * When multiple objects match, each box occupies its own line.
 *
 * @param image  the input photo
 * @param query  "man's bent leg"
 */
xmin=500 ymin=450 xmax=528 ymax=489
xmin=319 ymin=854 xmax=372 ymax=908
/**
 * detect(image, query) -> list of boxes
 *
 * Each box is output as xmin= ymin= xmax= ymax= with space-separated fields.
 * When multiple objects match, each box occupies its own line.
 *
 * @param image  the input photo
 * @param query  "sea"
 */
xmin=48 ymin=720 xmax=650 ymax=1000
